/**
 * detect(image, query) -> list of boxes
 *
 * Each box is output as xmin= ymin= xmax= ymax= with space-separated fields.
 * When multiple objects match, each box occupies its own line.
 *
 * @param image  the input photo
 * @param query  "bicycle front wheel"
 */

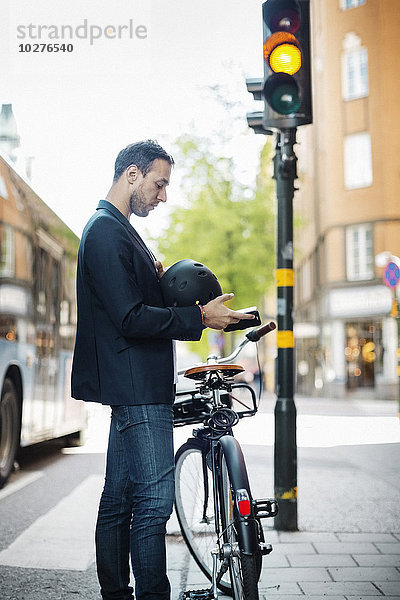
xmin=174 ymin=439 xmax=231 ymax=594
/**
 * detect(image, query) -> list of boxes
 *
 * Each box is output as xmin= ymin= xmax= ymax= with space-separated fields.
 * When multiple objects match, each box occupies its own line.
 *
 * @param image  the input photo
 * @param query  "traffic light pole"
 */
xmin=273 ymin=128 xmax=298 ymax=531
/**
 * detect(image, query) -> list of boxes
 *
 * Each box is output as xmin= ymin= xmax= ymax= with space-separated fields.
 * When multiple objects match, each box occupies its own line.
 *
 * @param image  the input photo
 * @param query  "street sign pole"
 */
xmin=383 ymin=259 xmax=400 ymax=419
xmin=389 ymin=293 xmax=400 ymax=420
xmin=273 ymin=128 xmax=298 ymax=531
xmin=397 ymin=306 xmax=400 ymax=421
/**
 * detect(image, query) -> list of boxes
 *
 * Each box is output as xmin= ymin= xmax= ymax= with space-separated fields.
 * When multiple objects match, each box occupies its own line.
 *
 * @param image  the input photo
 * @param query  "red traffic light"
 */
xmin=264 ymin=3 xmax=300 ymax=34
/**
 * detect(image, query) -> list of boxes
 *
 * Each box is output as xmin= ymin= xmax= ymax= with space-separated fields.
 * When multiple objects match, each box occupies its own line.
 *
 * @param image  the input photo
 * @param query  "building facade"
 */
xmin=294 ymin=0 xmax=400 ymax=399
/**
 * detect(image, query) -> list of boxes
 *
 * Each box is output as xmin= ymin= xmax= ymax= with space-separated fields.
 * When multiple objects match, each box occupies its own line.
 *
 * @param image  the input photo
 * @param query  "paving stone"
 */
xmin=353 ymin=553 xmax=400 ymax=567
xmin=373 ymin=581 xmax=400 ymax=595
xmin=314 ymin=542 xmax=379 ymax=555
xmin=261 ymin=597 xmax=345 ymax=600
xmin=184 ymin=573 xmax=211 ymax=585
xmin=262 ymin=553 xmax=291 ymax=567
xmin=374 ymin=542 xmax=400 ymax=554
xmin=278 ymin=531 xmax=339 ymax=543
xmin=260 ymin=596 xmax=308 ymax=600
xmin=169 ymin=572 xmax=184 ymax=599
xmin=336 ymin=532 xmax=398 ymax=543
xmin=261 ymin=596 xmax=334 ymax=600
xmin=258 ymin=581 xmax=303 ymax=595
xmin=329 ymin=567 xmax=400 ymax=581
xmin=346 ymin=597 xmax=400 ymax=600
xmin=272 ymin=542 xmax=316 ymax=555
xmin=167 ymin=543 xmax=188 ymax=569
xmin=257 ymin=567 xmax=329 ymax=582
xmin=299 ymin=581 xmax=381 ymax=595
xmin=287 ymin=553 xmax=357 ymax=567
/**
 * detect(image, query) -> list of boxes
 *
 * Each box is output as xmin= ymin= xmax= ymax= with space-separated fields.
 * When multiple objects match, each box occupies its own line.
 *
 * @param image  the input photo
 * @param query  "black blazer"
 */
xmin=71 ymin=200 xmax=203 ymax=406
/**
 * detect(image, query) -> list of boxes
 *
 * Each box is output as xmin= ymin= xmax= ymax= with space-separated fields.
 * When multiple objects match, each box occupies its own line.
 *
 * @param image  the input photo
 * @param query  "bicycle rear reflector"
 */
xmin=236 ymin=489 xmax=251 ymax=517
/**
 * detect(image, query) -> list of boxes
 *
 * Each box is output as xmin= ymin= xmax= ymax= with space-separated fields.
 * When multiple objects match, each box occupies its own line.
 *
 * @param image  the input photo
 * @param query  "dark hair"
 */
xmin=113 ymin=140 xmax=174 ymax=182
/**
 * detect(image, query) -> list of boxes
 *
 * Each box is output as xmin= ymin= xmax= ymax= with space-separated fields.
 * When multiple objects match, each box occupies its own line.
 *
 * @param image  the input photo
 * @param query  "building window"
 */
xmin=0 ymin=175 xmax=8 ymax=199
xmin=346 ymin=224 xmax=374 ymax=281
xmin=342 ymin=46 xmax=369 ymax=100
xmin=344 ymin=132 xmax=372 ymax=189
xmin=340 ymin=0 xmax=366 ymax=9
xmin=0 ymin=225 xmax=16 ymax=278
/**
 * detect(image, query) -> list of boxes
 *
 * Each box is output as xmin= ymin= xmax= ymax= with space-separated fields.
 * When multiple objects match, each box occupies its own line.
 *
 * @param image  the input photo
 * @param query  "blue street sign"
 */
xmin=383 ymin=261 xmax=400 ymax=288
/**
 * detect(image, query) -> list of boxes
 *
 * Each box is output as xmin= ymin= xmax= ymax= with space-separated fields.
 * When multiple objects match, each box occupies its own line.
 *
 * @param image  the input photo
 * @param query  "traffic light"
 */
xmin=262 ymin=0 xmax=312 ymax=129
xmin=246 ymin=78 xmax=274 ymax=135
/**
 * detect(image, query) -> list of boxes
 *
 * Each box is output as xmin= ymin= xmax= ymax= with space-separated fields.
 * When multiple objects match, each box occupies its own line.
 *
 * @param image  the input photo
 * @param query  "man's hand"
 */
xmin=202 ymin=294 xmax=255 ymax=330
xmin=155 ymin=260 xmax=166 ymax=280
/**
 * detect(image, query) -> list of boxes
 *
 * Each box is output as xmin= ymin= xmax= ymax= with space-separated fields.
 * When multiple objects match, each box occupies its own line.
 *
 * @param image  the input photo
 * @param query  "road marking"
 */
xmin=0 ymin=474 xmax=104 ymax=571
xmin=0 ymin=471 xmax=44 ymax=501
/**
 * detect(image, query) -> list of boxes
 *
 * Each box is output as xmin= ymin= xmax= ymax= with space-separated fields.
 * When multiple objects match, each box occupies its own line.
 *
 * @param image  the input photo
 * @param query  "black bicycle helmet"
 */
xmin=160 ymin=259 xmax=222 ymax=307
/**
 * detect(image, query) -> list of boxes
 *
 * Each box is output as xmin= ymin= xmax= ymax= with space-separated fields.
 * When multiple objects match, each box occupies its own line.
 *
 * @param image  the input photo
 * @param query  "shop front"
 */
xmin=295 ymin=285 xmax=397 ymax=399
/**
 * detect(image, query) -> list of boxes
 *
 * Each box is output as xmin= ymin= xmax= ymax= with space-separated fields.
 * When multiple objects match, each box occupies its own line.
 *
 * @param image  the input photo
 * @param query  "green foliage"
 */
xmin=156 ymin=135 xmax=275 ymax=310
xmin=153 ymin=135 xmax=276 ymax=358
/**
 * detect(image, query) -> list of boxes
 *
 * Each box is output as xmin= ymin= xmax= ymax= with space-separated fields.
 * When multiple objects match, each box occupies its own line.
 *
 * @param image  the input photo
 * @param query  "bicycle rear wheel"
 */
xmin=175 ymin=439 xmax=262 ymax=598
xmin=174 ymin=439 xmax=232 ymax=594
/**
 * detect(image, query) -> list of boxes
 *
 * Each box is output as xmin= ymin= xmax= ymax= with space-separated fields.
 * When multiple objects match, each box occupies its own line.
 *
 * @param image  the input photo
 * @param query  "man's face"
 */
xmin=129 ymin=158 xmax=171 ymax=218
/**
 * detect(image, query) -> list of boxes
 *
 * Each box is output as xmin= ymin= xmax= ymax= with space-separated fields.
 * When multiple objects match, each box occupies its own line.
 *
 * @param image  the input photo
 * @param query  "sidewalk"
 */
xmin=166 ymin=396 xmax=400 ymax=599
xmin=167 ymin=529 xmax=400 ymax=599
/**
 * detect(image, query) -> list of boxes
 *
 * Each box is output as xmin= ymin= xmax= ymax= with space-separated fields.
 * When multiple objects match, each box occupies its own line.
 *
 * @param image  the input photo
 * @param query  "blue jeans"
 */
xmin=95 ymin=404 xmax=175 ymax=600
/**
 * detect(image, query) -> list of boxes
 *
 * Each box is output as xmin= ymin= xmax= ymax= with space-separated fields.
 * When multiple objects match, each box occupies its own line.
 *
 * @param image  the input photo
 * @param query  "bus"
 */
xmin=0 ymin=153 xmax=87 ymax=488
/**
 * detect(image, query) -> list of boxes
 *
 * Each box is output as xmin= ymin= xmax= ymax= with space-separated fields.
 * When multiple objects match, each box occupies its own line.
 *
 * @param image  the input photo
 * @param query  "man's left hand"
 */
xmin=155 ymin=260 xmax=166 ymax=279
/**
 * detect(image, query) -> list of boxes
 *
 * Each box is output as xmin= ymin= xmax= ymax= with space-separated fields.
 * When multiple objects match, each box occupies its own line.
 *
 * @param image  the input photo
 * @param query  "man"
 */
xmin=71 ymin=140 xmax=252 ymax=600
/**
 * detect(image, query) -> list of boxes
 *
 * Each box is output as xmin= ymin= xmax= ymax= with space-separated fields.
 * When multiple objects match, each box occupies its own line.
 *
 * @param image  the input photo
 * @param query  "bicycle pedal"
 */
xmin=253 ymin=498 xmax=279 ymax=518
xmin=260 ymin=542 xmax=273 ymax=555
xmin=179 ymin=589 xmax=213 ymax=600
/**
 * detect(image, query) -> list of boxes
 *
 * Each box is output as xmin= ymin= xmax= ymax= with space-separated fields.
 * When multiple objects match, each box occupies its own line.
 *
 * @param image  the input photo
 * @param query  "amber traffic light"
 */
xmin=262 ymin=0 xmax=312 ymax=128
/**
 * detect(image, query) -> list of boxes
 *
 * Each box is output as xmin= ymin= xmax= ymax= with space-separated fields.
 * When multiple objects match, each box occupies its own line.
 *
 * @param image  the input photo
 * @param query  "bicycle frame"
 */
xmin=200 ymin=383 xmax=260 ymax=555
xmin=174 ymin=322 xmax=278 ymax=598
xmin=184 ymin=381 xmax=264 ymax=588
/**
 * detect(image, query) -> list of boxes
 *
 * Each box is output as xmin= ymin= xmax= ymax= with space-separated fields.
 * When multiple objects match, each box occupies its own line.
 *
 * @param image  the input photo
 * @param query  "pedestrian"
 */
xmin=71 ymin=140 xmax=252 ymax=600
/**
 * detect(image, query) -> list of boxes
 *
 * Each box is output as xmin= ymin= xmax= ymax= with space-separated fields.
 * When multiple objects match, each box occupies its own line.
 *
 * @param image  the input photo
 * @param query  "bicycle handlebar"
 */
xmin=177 ymin=321 xmax=276 ymax=375
xmin=245 ymin=321 xmax=276 ymax=342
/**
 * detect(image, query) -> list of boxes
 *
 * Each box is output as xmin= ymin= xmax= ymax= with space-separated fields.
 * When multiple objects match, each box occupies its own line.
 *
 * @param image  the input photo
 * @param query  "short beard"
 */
xmin=129 ymin=186 xmax=149 ymax=218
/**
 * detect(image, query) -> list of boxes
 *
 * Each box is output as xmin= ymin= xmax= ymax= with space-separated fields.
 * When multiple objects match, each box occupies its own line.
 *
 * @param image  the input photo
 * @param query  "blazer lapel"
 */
xmin=96 ymin=200 xmax=158 ymax=274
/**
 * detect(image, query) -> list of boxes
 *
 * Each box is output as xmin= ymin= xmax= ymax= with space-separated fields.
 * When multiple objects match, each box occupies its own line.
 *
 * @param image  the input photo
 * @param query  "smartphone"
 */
xmin=224 ymin=307 xmax=262 ymax=332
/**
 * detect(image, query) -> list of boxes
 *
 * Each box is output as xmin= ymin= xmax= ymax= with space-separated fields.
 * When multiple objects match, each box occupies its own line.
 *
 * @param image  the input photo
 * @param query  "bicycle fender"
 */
xmin=218 ymin=436 xmax=259 ymax=555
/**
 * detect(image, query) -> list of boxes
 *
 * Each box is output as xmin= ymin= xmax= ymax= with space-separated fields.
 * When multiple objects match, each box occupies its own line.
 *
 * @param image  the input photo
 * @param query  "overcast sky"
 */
xmin=1 ymin=0 xmax=267 ymax=239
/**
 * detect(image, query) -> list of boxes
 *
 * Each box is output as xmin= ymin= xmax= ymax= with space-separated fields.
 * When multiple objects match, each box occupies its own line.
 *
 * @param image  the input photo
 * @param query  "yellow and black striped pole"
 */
xmin=273 ymin=129 xmax=298 ymax=531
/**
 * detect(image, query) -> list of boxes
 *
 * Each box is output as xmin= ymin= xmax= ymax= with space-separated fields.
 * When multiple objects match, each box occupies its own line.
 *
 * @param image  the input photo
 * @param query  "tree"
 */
xmin=153 ymin=135 xmax=276 ymax=357
xmin=156 ymin=135 xmax=275 ymax=308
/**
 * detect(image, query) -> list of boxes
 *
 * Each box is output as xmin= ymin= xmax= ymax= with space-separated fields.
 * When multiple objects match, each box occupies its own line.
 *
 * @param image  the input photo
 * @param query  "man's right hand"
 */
xmin=202 ymin=294 xmax=255 ymax=330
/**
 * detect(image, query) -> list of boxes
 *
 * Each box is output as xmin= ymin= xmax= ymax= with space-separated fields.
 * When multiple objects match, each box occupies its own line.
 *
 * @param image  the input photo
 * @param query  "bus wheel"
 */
xmin=0 ymin=378 xmax=21 ymax=489
xmin=64 ymin=430 xmax=86 ymax=447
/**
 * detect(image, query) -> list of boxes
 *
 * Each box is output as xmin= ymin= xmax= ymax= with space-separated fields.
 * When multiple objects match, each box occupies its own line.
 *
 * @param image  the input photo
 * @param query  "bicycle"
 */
xmin=173 ymin=321 xmax=278 ymax=600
